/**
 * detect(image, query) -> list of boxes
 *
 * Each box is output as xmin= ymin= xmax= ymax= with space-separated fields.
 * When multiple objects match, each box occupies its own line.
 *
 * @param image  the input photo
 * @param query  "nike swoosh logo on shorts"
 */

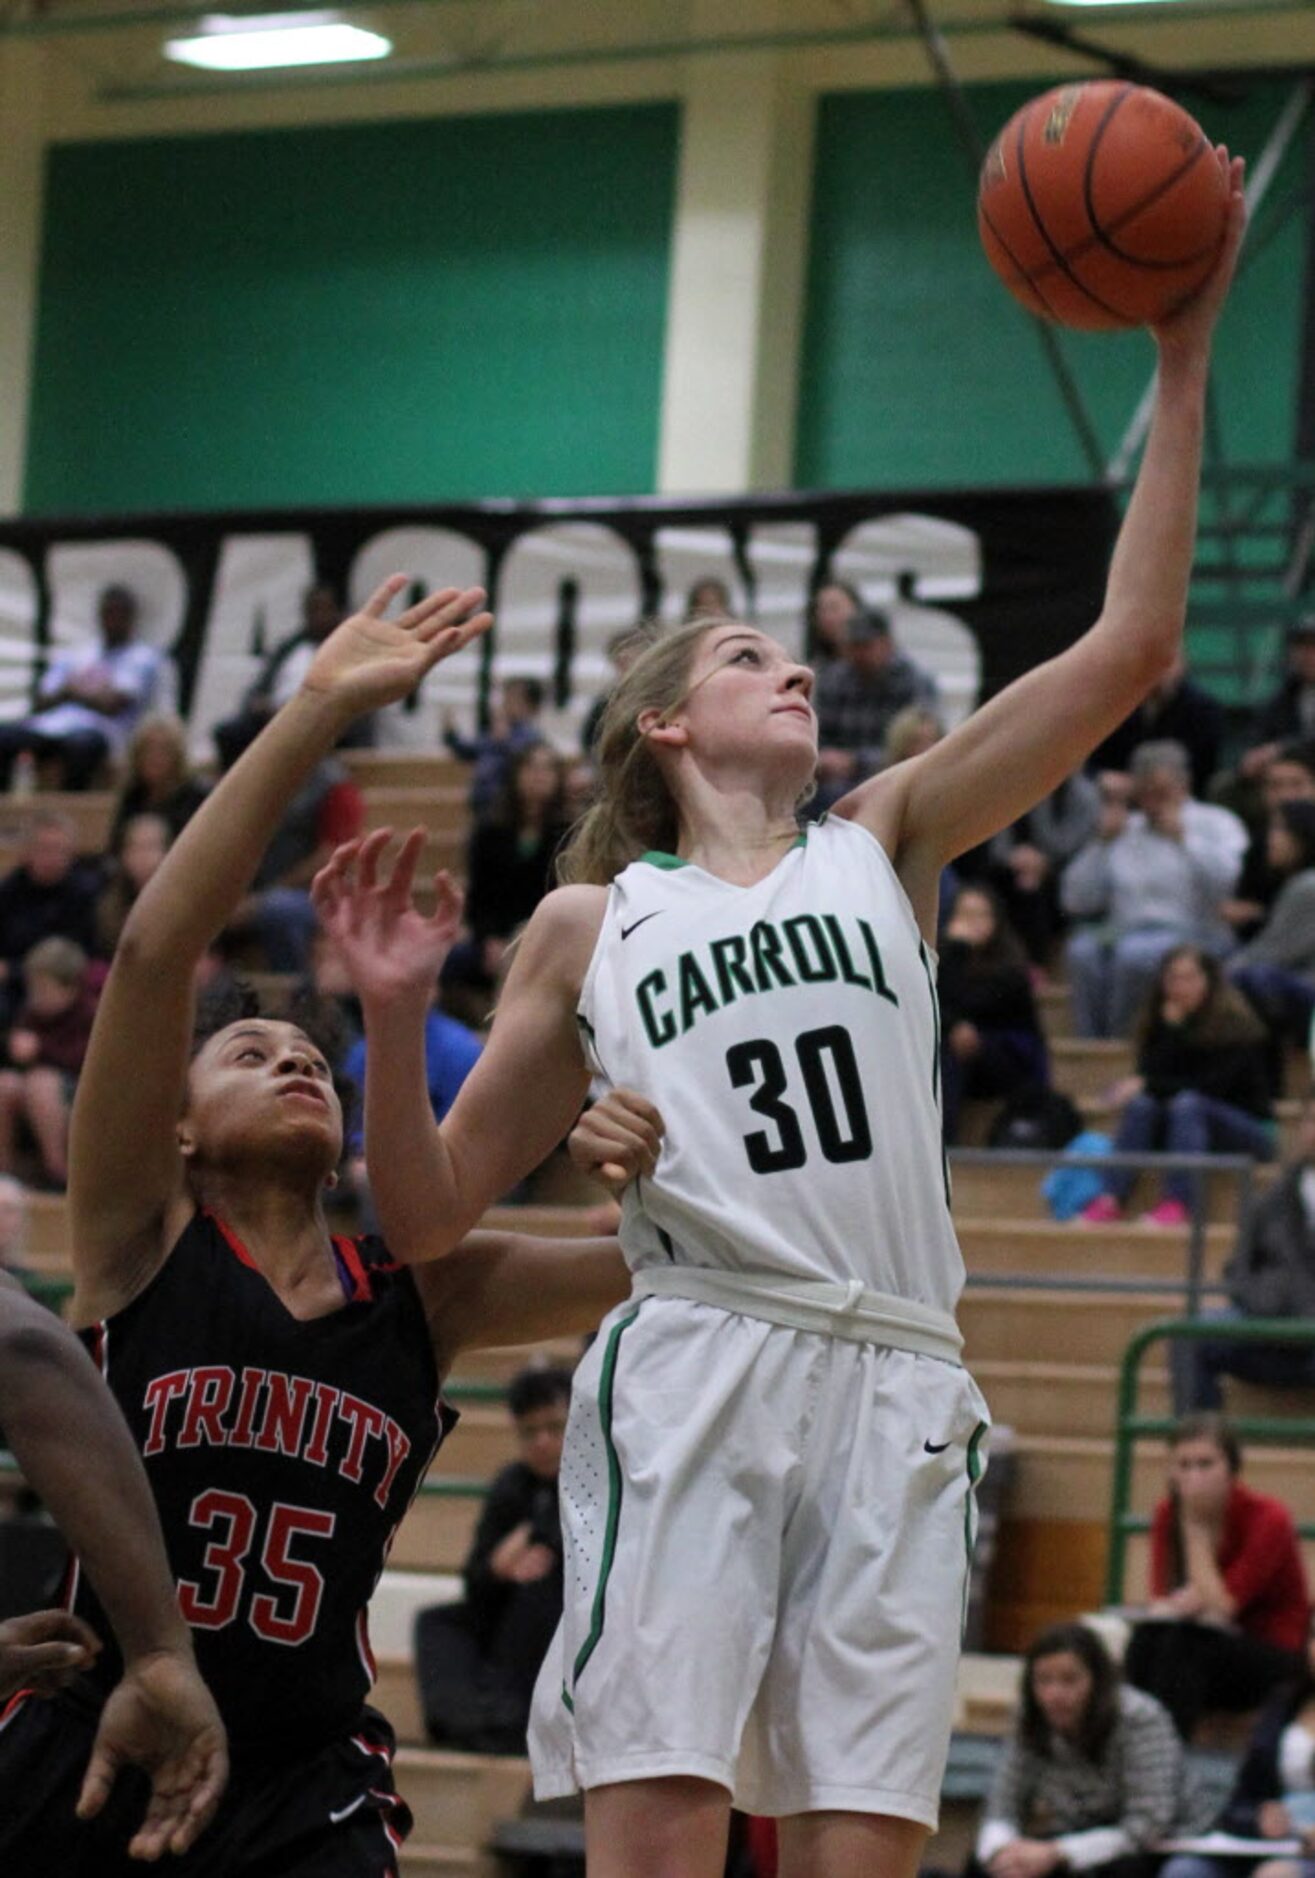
xmin=621 ymin=911 xmax=663 ymax=940
xmin=923 ymin=1439 xmax=951 ymax=1454
xmin=328 ymin=1796 xmax=368 ymax=1824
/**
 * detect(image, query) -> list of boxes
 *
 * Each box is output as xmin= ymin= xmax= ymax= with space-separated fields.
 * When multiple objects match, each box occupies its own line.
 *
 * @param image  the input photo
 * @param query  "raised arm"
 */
xmin=314 ymin=843 xmax=605 ymax=1265
xmin=845 ymin=155 xmax=1246 ymax=896
xmin=68 ymin=581 xmax=490 ymax=1322
xmin=0 ymin=1274 xmax=228 ymax=1858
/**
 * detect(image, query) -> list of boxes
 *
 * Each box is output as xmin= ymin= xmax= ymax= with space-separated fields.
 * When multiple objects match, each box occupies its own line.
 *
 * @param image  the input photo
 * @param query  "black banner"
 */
xmin=0 ymin=486 xmax=1118 ymax=749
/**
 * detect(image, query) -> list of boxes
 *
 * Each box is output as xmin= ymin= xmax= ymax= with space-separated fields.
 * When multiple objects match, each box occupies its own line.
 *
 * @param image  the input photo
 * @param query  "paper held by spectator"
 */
xmin=1159 ymin=1833 xmax=1303 ymax=1856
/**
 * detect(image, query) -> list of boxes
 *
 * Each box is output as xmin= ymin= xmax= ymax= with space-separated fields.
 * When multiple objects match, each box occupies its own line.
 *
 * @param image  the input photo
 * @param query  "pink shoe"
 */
xmin=1078 ymin=1194 xmax=1123 ymax=1225
xmin=1140 ymin=1198 xmax=1190 ymax=1228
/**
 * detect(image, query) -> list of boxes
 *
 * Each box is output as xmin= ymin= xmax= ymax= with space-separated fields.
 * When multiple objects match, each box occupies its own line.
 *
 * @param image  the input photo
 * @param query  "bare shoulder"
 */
xmin=833 ymin=760 xmax=940 ymax=944
xmin=519 ymin=884 xmax=609 ymax=982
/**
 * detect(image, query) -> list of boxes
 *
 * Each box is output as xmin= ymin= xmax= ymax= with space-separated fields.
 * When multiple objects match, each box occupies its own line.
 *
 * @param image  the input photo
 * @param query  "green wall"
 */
xmin=25 ymin=102 xmax=679 ymax=514
xmin=796 ymin=79 xmax=1309 ymax=489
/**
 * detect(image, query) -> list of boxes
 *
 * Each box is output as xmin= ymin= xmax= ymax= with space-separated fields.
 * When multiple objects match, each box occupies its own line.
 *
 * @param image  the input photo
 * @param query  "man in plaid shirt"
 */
xmin=811 ymin=608 xmax=940 ymax=806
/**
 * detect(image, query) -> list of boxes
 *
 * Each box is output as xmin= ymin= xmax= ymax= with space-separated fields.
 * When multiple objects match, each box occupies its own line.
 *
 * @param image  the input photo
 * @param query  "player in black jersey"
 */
xmin=0 ymin=578 xmax=630 ymax=1874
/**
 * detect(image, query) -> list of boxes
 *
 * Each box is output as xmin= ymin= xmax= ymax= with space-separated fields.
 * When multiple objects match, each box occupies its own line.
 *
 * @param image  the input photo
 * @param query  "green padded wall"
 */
xmin=24 ymin=102 xmax=678 ymax=513
xmin=796 ymin=79 xmax=1309 ymax=489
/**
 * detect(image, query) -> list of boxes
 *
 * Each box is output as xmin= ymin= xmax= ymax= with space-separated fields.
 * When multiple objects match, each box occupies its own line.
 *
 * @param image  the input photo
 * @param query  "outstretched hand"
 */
xmin=1152 ymin=150 xmax=1247 ymax=357
xmin=301 ymin=576 xmax=492 ymax=722
xmin=312 ymin=827 xmax=466 ymax=1005
xmin=569 ymin=1088 xmax=665 ymax=1196
xmin=77 ymin=1649 xmax=228 ymax=1862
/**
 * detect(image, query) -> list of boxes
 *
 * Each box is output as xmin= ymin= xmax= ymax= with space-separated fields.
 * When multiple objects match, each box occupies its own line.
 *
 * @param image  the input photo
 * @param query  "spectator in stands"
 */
xmin=938 ymin=885 xmax=1049 ymax=1144
xmin=973 ymin=1620 xmax=1212 ymax=1878
xmin=95 ymin=811 xmax=170 ymax=956
xmin=109 ymin=714 xmax=208 ymax=850
xmin=1238 ymin=621 xmax=1315 ymax=786
xmin=445 ymin=675 xmax=546 ymax=819
xmin=811 ymin=607 xmax=940 ymax=810
xmin=1090 ymin=653 xmax=1227 ymax=800
xmin=804 ymin=580 xmax=865 ymax=666
xmin=1222 ymin=742 xmax=1315 ymax=945
xmin=581 ymin=627 xmax=648 ymax=757
xmin=1171 ymin=1098 xmax=1315 ymax=1413
xmin=1079 ymin=946 xmax=1273 ymax=1228
xmin=441 ymin=742 xmax=569 ymax=1019
xmin=212 ymin=582 xmax=372 ymax=772
xmin=222 ymin=757 xmax=364 ymax=973
xmin=0 ymin=586 xmax=168 ymax=791
xmin=970 ymin=773 xmax=1102 ymax=970
xmin=1062 ymin=743 xmax=1248 ymax=1038
xmin=0 ymin=937 xmax=101 ymax=1189
xmin=1159 ymin=1613 xmax=1315 ymax=1878
xmin=683 ymin=576 xmax=733 ymax=620
xmin=414 ymin=1366 xmax=571 ymax=1755
xmin=884 ymin=704 xmax=945 ymax=768
xmin=1227 ymin=802 xmax=1315 ymax=1060
xmin=1125 ymin=1414 xmax=1309 ymax=1740
xmin=0 ymin=813 xmax=100 ymax=1025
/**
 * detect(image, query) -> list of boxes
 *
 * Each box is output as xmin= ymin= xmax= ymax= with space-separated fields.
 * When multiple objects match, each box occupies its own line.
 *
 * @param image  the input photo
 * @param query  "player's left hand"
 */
xmin=301 ymin=575 xmax=492 ymax=721
xmin=569 ymin=1088 xmax=665 ymax=1194
xmin=77 ymin=1649 xmax=229 ymax=1861
xmin=1152 ymin=150 xmax=1246 ymax=355
xmin=312 ymin=829 xmax=465 ymax=1008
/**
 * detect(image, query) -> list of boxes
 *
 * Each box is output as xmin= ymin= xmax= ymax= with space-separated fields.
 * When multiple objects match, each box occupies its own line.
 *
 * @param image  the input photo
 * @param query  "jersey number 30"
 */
xmin=178 ymin=1489 xmax=335 ymax=1644
xmin=727 ymin=1025 xmax=872 ymax=1173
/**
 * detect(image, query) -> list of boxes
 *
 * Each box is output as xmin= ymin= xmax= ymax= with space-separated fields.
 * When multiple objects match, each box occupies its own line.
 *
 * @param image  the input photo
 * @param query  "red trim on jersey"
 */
xmin=204 ymin=1209 xmax=259 ymax=1270
xmin=354 ymin=1606 xmax=376 ymax=1683
xmin=351 ymin=1730 xmax=391 ymax=1764
xmin=333 ymin=1236 xmax=373 ymax=1304
xmin=0 ymin=1688 xmax=32 ymax=1734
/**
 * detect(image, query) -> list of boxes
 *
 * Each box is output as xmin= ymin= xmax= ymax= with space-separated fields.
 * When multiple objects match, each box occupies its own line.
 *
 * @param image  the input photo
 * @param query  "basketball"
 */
xmin=977 ymin=81 xmax=1229 ymax=330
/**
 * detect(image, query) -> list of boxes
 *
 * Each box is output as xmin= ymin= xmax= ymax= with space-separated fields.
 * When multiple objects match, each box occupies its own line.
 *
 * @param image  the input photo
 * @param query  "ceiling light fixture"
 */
xmin=164 ymin=12 xmax=391 ymax=71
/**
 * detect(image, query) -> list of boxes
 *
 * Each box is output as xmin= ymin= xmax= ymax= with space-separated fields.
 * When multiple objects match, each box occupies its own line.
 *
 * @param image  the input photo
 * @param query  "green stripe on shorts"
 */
xmin=571 ymin=1305 xmax=640 ymax=1689
xmin=961 ymin=1419 xmax=989 ymax=1637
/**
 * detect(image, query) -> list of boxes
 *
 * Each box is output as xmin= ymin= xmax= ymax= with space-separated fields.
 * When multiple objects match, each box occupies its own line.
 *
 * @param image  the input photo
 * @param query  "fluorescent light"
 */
xmin=1044 ymin=0 xmax=1198 ymax=7
xmin=164 ymin=12 xmax=391 ymax=70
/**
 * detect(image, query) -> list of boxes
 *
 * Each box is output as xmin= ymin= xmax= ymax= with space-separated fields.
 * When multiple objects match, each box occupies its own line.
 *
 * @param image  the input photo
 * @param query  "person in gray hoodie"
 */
xmin=1173 ymin=1098 xmax=1315 ymax=1411
xmin=1062 ymin=740 xmax=1248 ymax=1037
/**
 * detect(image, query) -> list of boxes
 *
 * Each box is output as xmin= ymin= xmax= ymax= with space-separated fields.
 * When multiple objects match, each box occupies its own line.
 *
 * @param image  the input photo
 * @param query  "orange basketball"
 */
xmin=977 ymin=81 xmax=1228 ymax=330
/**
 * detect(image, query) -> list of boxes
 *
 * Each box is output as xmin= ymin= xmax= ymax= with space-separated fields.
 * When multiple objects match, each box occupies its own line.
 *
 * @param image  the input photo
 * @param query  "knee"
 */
xmin=1167 ymin=1089 xmax=1205 ymax=1119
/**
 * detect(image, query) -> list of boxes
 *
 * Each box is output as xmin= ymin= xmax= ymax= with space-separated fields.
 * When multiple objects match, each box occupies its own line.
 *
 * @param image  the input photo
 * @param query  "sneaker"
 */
xmin=1078 ymin=1194 xmax=1122 ymax=1225
xmin=1140 ymin=1198 xmax=1190 ymax=1228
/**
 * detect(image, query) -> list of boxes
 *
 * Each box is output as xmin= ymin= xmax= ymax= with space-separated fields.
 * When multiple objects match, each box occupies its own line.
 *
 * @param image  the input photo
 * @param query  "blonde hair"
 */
xmin=124 ymin=713 xmax=190 ymax=788
xmin=883 ymin=705 xmax=944 ymax=768
xmin=557 ymin=620 xmax=716 ymax=886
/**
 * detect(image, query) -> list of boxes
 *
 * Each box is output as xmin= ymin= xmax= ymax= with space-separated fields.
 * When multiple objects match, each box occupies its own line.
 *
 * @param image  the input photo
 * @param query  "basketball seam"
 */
xmin=978 ymin=195 xmax=1065 ymax=323
xmin=1013 ymin=96 xmax=1127 ymax=323
xmin=1084 ymin=109 xmax=1215 ymax=268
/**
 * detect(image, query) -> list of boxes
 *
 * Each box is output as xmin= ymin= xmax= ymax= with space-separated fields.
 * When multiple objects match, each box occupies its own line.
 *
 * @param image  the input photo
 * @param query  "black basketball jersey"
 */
xmin=70 ymin=1209 xmax=452 ymax=1767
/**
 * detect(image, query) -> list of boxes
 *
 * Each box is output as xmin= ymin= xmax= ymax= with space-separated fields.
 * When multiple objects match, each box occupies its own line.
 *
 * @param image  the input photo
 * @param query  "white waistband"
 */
xmin=629 ymin=1263 xmax=963 ymax=1364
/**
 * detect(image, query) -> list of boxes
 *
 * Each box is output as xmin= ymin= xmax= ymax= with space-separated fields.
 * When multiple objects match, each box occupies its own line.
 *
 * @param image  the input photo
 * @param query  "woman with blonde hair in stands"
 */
xmin=109 ymin=713 xmax=208 ymax=850
xmin=313 ymin=166 xmax=1246 ymax=1878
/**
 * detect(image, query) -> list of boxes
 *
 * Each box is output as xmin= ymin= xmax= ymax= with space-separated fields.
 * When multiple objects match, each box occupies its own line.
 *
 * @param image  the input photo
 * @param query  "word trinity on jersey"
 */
xmin=142 ymin=1366 xmax=412 ymax=1509
xmin=636 ymin=912 xmax=899 ymax=1047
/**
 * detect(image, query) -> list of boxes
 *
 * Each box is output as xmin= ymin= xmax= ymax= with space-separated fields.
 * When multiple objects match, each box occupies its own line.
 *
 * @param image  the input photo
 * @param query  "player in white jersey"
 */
xmin=314 ymin=157 xmax=1244 ymax=1878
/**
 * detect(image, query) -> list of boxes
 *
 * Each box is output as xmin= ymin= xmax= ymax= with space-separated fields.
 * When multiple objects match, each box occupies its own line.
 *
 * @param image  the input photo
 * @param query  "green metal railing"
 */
xmin=1105 ymin=1315 xmax=1315 ymax=1604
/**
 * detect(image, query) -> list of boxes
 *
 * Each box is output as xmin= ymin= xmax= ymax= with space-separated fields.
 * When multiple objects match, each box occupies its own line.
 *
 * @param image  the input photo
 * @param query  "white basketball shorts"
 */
xmin=529 ymin=1292 xmax=991 ymax=1824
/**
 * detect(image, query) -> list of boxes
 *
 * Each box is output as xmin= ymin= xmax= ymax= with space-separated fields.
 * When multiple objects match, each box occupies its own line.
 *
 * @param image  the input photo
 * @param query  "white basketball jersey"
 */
xmin=579 ymin=815 xmax=966 ymax=1321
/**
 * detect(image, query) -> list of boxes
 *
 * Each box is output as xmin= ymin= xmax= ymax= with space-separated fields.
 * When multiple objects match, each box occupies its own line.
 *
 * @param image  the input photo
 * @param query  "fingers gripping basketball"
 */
xmin=978 ymin=81 xmax=1229 ymax=330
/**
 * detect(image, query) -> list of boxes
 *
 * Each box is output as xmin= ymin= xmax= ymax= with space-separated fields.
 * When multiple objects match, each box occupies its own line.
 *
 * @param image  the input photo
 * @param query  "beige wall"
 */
xmin=4 ymin=2 xmax=1312 ymax=513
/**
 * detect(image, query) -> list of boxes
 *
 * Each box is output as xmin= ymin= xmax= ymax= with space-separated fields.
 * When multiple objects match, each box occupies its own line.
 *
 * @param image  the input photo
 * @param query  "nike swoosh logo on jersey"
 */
xmin=923 ymin=1439 xmax=951 ymax=1454
xmin=621 ymin=911 xmax=663 ymax=940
